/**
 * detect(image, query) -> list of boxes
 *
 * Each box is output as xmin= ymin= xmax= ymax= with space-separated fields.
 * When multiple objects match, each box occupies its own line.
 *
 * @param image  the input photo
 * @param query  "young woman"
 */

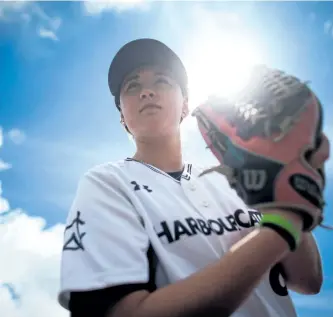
xmin=58 ymin=38 xmax=324 ymax=317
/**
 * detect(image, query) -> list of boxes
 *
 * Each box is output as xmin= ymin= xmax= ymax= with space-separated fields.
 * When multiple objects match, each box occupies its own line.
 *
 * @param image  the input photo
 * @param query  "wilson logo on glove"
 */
xmin=242 ymin=169 xmax=267 ymax=191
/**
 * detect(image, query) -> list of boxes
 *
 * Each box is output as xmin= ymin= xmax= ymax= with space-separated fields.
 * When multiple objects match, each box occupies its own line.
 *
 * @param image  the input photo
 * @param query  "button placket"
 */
xmin=181 ymin=179 xmax=213 ymax=218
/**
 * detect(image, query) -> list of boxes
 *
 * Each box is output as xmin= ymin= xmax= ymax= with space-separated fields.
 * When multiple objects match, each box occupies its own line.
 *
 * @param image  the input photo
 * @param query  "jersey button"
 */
xmin=202 ymin=200 xmax=209 ymax=207
xmin=189 ymin=183 xmax=196 ymax=191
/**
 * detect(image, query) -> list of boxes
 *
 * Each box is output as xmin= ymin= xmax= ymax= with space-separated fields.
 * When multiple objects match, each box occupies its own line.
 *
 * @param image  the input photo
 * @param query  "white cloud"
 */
xmin=31 ymin=4 xmax=62 ymax=31
xmin=0 ymin=126 xmax=67 ymax=315
xmin=0 ymin=211 xmax=67 ymax=317
xmin=0 ymin=1 xmax=30 ymax=21
xmin=0 ymin=197 xmax=10 ymax=215
xmin=49 ymin=16 xmax=61 ymax=31
xmin=0 ymin=1 xmax=62 ymax=42
xmin=7 ymin=129 xmax=26 ymax=145
xmin=37 ymin=27 xmax=58 ymax=41
xmin=0 ymin=128 xmax=12 ymax=171
xmin=31 ymin=4 xmax=62 ymax=41
xmin=0 ymin=160 xmax=12 ymax=172
xmin=83 ymin=0 xmax=149 ymax=15
xmin=0 ymin=123 xmax=68 ymax=316
xmin=0 ymin=130 xmax=11 ymax=210
xmin=0 ymin=182 xmax=10 ymax=214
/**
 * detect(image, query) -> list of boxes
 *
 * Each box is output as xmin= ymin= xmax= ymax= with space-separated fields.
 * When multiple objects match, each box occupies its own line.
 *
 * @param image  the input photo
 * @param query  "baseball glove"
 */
xmin=192 ymin=65 xmax=331 ymax=231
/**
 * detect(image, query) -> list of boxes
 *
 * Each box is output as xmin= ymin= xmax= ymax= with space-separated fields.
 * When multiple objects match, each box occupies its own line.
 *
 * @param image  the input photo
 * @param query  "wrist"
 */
xmin=258 ymin=212 xmax=302 ymax=252
xmin=260 ymin=209 xmax=303 ymax=232
xmin=258 ymin=227 xmax=292 ymax=254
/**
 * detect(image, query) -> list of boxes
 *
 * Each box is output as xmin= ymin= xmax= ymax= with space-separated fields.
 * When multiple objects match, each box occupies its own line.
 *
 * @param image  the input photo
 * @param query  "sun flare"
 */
xmin=184 ymin=32 xmax=264 ymax=110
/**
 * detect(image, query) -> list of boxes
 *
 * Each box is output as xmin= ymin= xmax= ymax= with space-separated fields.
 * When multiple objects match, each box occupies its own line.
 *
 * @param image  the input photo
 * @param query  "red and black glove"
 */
xmin=192 ymin=65 xmax=330 ymax=231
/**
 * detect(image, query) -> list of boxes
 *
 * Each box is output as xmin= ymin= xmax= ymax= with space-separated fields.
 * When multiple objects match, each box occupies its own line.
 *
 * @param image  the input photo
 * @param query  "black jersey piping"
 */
xmin=181 ymin=163 xmax=192 ymax=181
xmin=125 ymin=158 xmax=192 ymax=182
xmin=146 ymin=243 xmax=157 ymax=292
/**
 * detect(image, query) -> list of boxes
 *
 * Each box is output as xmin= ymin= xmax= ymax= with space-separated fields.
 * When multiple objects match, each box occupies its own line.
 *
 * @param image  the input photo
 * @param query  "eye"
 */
xmin=126 ymin=82 xmax=140 ymax=91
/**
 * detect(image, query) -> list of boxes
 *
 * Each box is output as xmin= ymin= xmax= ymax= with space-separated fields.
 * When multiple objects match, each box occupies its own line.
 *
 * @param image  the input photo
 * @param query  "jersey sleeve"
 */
xmin=58 ymin=166 xmax=151 ymax=310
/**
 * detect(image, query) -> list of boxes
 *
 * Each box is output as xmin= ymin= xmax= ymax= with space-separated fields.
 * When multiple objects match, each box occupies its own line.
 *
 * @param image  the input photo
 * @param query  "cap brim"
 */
xmin=108 ymin=38 xmax=187 ymax=109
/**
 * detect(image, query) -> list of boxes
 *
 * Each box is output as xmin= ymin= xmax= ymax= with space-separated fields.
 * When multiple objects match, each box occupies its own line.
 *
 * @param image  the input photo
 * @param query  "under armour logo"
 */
xmin=63 ymin=211 xmax=86 ymax=251
xmin=131 ymin=181 xmax=153 ymax=193
xmin=242 ymin=169 xmax=267 ymax=191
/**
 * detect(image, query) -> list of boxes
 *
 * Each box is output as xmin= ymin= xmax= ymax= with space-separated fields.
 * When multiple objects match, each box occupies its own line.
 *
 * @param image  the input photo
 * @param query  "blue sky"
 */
xmin=0 ymin=1 xmax=332 ymax=316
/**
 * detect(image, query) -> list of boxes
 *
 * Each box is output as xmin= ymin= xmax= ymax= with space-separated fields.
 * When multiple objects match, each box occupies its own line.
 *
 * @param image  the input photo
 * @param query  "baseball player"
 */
xmin=58 ymin=38 xmax=330 ymax=317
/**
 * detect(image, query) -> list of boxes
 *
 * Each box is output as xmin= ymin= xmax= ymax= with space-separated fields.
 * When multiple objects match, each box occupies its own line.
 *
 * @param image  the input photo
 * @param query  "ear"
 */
xmin=181 ymin=96 xmax=189 ymax=119
xmin=120 ymin=112 xmax=127 ymax=128
xmin=120 ymin=112 xmax=131 ymax=134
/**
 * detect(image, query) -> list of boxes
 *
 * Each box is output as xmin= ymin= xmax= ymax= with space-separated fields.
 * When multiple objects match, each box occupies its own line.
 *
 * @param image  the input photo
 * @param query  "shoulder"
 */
xmin=78 ymin=159 xmax=130 ymax=191
xmin=83 ymin=159 xmax=127 ymax=180
xmin=69 ymin=160 xmax=137 ymax=218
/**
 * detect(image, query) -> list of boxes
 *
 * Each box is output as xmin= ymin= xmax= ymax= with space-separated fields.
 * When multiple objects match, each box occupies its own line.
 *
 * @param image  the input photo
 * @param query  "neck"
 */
xmin=133 ymin=133 xmax=183 ymax=172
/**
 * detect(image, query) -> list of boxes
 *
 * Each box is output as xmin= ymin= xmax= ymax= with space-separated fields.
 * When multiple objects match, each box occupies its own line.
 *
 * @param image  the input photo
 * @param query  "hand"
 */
xmin=193 ymin=66 xmax=331 ymax=232
xmin=260 ymin=132 xmax=330 ymax=231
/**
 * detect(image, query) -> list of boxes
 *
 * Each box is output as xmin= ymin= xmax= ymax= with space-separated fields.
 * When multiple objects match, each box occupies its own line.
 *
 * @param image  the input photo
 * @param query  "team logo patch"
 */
xmin=154 ymin=209 xmax=262 ymax=244
xmin=63 ymin=211 xmax=86 ymax=251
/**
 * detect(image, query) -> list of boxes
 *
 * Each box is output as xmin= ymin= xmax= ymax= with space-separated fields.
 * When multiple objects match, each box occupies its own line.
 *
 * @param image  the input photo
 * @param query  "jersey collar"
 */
xmin=125 ymin=158 xmax=192 ymax=183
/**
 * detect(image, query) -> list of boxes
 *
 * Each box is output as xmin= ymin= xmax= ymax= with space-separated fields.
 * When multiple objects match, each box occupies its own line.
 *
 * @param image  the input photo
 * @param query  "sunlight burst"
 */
xmin=184 ymin=32 xmax=264 ymax=110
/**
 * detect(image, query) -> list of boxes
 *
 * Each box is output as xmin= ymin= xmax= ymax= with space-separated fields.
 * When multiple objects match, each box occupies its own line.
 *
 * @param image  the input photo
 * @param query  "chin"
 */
xmin=131 ymin=115 xmax=181 ymax=138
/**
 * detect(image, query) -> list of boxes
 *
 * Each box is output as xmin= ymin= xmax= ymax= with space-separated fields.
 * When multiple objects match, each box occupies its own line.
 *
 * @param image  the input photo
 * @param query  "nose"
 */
xmin=140 ymin=88 xmax=156 ymax=100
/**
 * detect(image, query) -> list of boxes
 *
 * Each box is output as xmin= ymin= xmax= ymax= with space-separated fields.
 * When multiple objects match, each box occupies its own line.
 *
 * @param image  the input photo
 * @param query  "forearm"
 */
xmin=281 ymin=232 xmax=323 ymax=294
xmin=112 ymin=227 xmax=294 ymax=317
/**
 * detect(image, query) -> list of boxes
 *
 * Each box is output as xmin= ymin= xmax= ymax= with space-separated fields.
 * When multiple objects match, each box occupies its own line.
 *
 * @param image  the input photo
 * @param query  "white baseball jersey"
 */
xmin=58 ymin=158 xmax=298 ymax=317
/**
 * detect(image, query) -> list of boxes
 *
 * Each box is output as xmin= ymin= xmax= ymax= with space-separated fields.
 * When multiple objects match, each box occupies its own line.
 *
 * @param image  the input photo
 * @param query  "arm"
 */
xmin=110 ymin=212 xmax=303 ymax=317
xmin=280 ymin=156 xmax=326 ymax=295
xmin=58 ymin=167 xmax=153 ymax=312
xmin=281 ymin=232 xmax=323 ymax=294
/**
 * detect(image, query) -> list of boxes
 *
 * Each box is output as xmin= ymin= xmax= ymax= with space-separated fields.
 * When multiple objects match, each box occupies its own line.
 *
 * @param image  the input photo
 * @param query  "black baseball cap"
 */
xmin=108 ymin=38 xmax=188 ymax=110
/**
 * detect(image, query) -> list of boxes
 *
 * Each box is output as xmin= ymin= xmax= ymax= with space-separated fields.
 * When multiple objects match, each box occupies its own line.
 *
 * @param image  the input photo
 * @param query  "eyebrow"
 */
xmin=154 ymin=71 xmax=170 ymax=77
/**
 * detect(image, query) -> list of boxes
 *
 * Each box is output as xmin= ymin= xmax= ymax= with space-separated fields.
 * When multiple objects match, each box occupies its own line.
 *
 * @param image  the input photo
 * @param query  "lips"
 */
xmin=139 ymin=103 xmax=162 ymax=113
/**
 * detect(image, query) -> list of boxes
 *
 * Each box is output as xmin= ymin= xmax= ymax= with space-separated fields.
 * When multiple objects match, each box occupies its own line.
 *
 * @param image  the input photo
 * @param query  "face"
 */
xmin=119 ymin=65 xmax=188 ymax=139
